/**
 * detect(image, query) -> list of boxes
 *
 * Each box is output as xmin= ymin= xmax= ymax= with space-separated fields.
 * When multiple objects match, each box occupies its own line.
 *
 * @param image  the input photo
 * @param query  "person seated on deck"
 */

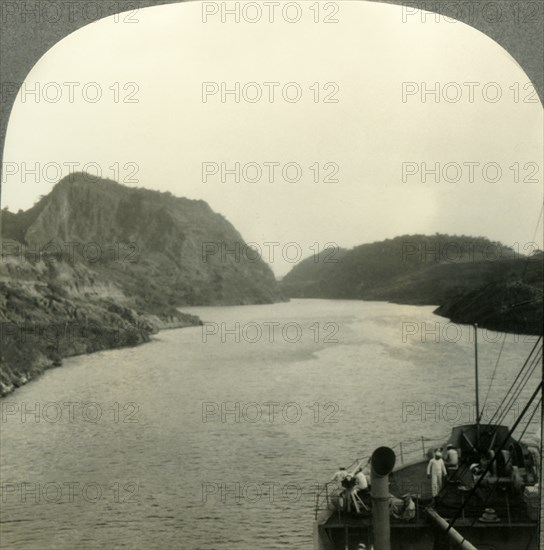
xmin=330 ymin=466 xmax=348 ymax=488
xmin=352 ymin=467 xmax=370 ymax=510
xmin=389 ymin=494 xmax=404 ymax=518
xmin=444 ymin=443 xmax=459 ymax=483
xmin=475 ymin=450 xmax=498 ymax=481
xmin=400 ymin=495 xmax=416 ymax=521
xmin=389 ymin=494 xmax=416 ymax=520
xmin=444 ymin=444 xmax=459 ymax=475
xmin=341 ymin=475 xmax=365 ymax=514
xmin=354 ymin=467 xmax=369 ymax=494
xmin=469 ymin=460 xmax=491 ymax=486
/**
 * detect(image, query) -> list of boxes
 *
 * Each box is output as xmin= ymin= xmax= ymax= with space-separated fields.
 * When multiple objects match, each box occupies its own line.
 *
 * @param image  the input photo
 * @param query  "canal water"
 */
xmin=1 ymin=300 xmax=539 ymax=549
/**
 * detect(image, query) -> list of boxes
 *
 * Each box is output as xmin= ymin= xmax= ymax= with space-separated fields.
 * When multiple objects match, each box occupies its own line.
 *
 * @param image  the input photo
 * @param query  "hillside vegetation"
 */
xmin=0 ymin=173 xmax=283 ymax=395
xmin=281 ymin=235 xmax=543 ymax=335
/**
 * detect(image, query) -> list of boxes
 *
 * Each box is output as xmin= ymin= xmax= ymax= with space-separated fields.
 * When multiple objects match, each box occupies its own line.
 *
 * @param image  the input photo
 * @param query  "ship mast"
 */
xmin=473 ymin=323 xmax=480 ymax=446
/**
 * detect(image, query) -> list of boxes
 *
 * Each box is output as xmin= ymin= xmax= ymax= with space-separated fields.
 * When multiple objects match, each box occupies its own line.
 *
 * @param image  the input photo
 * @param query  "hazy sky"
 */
xmin=2 ymin=1 xmax=543 ymax=276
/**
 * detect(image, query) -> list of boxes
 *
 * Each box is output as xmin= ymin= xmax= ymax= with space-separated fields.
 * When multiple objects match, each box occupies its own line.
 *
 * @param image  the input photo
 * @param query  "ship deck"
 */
xmin=392 ymin=459 xmax=535 ymax=523
xmin=316 ymin=425 xmax=540 ymax=549
xmin=323 ymin=459 xmax=537 ymax=529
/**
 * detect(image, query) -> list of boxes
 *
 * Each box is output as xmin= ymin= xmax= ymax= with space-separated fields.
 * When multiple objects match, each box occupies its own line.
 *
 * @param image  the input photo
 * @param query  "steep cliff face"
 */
xmin=15 ymin=173 xmax=282 ymax=309
xmin=0 ymin=173 xmax=282 ymax=395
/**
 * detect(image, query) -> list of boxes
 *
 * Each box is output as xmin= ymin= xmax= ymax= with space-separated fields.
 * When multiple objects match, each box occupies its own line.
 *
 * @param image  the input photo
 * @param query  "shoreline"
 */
xmin=2 ymin=297 xmax=540 ymax=400
xmin=0 ymin=313 xmax=202 ymax=399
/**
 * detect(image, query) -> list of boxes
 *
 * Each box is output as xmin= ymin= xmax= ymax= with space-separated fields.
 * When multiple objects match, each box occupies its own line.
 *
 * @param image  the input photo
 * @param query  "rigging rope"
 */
xmin=486 ymin=337 xmax=542 ymax=426
xmin=492 ymin=346 xmax=542 ymax=429
xmin=516 ymin=396 xmax=542 ymax=442
xmin=481 ymin=331 xmax=507 ymax=414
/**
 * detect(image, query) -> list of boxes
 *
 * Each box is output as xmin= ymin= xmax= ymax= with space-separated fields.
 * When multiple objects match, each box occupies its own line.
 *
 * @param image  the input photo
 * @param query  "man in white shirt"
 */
xmin=354 ymin=468 xmax=368 ymax=492
xmin=427 ymin=451 xmax=447 ymax=498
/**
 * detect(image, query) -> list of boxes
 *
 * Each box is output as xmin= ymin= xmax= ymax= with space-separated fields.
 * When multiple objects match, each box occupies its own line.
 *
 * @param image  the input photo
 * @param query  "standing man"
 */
xmin=427 ymin=450 xmax=447 ymax=500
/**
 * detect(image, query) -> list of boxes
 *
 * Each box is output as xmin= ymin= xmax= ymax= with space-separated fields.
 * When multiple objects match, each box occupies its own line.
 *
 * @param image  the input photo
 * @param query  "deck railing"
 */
xmin=314 ymin=434 xmax=449 ymax=520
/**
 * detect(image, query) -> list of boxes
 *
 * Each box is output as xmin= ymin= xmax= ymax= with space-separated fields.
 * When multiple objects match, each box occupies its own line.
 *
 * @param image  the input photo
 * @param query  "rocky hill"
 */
xmin=435 ymin=280 xmax=543 ymax=335
xmin=0 ymin=173 xmax=283 ymax=395
xmin=281 ymin=235 xmax=543 ymax=335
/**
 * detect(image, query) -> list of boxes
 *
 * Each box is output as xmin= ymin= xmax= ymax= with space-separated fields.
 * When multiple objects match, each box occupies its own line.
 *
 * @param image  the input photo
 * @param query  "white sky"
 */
xmin=2 ymin=1 xmax=543 ymax=276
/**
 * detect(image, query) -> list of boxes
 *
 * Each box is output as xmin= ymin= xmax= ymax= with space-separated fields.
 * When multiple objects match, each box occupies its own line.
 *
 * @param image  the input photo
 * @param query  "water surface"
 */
xmin=1 ymin=300 xmax=539 ymax=549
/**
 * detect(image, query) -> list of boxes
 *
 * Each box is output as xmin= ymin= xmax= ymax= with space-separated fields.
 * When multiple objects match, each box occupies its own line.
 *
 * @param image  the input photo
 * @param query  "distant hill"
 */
xmin=281 ymin=235 xmax=543 ymax=334
xmin=0 ymin=173 xmax=283 ymax=395
xmin=280 ymin=247 xmax=349 ymax=297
